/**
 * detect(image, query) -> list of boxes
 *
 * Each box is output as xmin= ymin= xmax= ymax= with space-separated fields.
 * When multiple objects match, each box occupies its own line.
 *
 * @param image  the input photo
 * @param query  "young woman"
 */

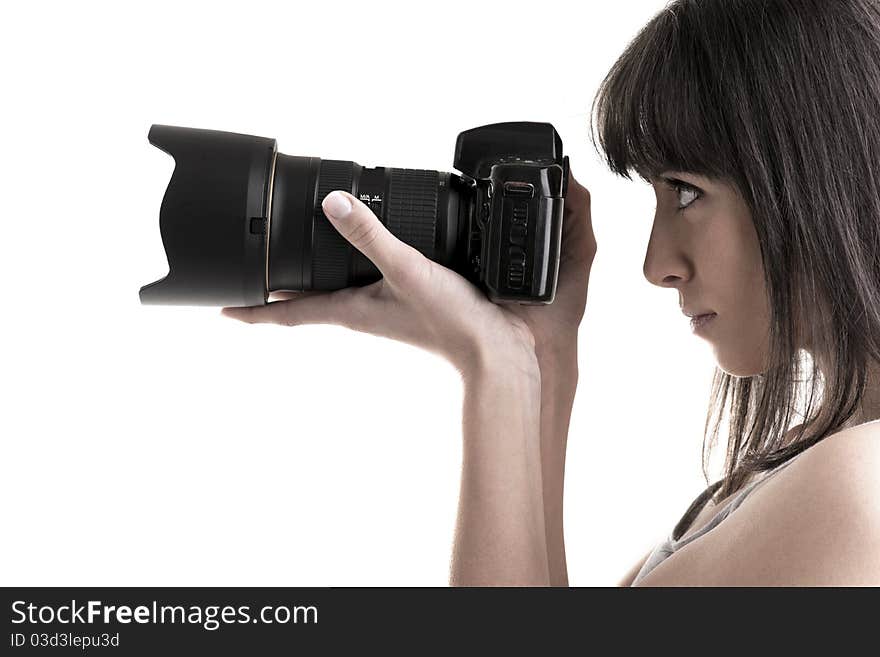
xmin=223 ymin=0 xmax=880 ymax=586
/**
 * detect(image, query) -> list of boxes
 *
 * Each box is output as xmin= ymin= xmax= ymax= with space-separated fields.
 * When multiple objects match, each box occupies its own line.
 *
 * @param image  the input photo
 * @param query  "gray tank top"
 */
xmin=629 ymin=453 xmax=804 ymax=585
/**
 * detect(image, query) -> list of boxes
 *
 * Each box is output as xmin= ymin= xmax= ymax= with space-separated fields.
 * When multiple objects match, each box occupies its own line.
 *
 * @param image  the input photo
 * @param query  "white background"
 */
xmin=1 ymin=0 xmax=723 ymax=586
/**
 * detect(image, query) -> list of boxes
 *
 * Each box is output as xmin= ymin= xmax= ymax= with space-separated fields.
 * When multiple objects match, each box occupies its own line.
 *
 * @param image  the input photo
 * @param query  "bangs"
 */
xmin=591 ymin=2 xmax=738 ymax=182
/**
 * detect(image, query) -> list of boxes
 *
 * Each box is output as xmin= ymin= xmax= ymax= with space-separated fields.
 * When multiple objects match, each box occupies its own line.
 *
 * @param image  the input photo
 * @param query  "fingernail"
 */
xmin=323 ymin=191 xmax=352 ymax=219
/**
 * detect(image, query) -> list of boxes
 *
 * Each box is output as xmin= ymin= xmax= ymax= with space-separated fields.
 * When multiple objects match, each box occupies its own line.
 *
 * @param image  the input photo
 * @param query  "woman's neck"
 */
xmin=851 ymin=362 xmax=880 ymax=427
xmin=798 ymin=353 xmax=880 ymax=434
xmin=816 ymin=354 xmax=880 ymax=429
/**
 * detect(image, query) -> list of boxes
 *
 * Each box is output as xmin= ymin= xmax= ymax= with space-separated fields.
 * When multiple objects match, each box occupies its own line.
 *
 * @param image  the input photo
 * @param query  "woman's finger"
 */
xmin=221 ymin=286 xmax=373 ymax=331
xmin=565 ymin=169 xmax=591 ymax=213
xmin=561 ymin=169 xmax=596 ymax=259
xmin=321 ymin=190 xmax=423 ymax=285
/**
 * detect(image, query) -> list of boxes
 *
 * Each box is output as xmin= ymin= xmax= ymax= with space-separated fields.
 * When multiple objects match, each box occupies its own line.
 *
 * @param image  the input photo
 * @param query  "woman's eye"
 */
xmin=662 ymin=180 xmax=702 ymax=210
xmin=675 ymin=185 xmax=700 ymax=209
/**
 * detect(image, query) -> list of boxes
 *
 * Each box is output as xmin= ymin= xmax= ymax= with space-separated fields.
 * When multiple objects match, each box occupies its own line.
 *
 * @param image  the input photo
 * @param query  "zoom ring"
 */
xmin=312 ymin=160 xmax=354 ymax=290
xmin=387 ymin=168 xmax=439 ymax=257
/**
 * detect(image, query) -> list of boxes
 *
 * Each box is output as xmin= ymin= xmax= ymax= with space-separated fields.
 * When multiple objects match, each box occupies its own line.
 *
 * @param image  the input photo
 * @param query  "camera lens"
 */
xmin=140 ymin=125 xmax=471 ymax=306
xmin=268 ymin=156 xmax=468 ymax=292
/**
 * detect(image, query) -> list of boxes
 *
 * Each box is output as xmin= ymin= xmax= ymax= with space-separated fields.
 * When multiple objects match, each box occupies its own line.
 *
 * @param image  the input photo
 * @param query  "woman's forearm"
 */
xmin=535 ymin=337 xmax=579 ymax=587
xmin=449 ymin=342 xmax=548 ymax=586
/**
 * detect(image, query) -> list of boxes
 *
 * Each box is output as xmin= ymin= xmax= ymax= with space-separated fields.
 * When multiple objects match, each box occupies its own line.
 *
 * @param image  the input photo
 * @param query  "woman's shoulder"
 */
xmin=682 ymin=421 xmax=878 ymax=545
xmin=767 ymin=419 xmax=880 ymax=519
xmin=783 ymin=419 xmax=880 ymax=489
xmin=737 ymin=420 xmax=880 ymax=583
xmin=633 ymin=420 xmax=880 ymax=585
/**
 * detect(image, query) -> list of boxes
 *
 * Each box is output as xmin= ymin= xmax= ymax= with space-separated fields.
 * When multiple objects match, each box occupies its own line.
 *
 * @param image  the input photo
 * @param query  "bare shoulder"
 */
xmin=787 ymin=420 xmax=880 ymax=494
xmin=738 ymin=421 xmax=880 ymax=583
xmin=633 ymin=421 xmax=880 ymax=586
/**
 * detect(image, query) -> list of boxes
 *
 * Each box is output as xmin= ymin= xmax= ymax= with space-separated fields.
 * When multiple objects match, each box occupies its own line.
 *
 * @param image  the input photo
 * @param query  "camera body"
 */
xmin=453 ymin=122 xmax=569 ymax=304
xmin=140 ymin=122 xmax=569 ymax=307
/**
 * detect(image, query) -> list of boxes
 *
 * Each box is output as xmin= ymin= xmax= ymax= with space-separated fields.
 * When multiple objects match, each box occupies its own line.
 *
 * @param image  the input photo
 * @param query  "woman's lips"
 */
xmin=690 ymin=313 xmax=717 ymax=333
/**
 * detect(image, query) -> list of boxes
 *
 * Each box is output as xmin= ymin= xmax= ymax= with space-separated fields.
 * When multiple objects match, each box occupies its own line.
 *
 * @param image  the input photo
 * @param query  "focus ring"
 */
xmin=387 ymin=168 xmax=438 ymax=258
xmin=312 ymin=159 xmax=354 ymax=290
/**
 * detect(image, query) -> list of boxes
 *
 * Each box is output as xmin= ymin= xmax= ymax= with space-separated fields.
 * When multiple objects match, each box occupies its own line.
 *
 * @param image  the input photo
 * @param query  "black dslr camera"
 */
xmin=140 ymin=122 xmax=569 ymax=306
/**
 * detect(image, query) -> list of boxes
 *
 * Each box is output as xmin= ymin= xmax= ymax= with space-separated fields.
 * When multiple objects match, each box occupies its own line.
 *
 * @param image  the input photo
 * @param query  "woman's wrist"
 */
xmin=457 ymin=329 xmax=542 ymax=387
xmin=534 ymin=332 xmax=579 ymax=371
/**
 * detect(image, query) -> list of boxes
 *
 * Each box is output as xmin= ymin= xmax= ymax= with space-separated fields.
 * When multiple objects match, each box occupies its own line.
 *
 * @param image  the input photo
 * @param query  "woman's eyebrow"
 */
xmin=657 ymin=175 xmax=700 ymax=188
xmin=655 ymin=173 xmax=710 ymax=190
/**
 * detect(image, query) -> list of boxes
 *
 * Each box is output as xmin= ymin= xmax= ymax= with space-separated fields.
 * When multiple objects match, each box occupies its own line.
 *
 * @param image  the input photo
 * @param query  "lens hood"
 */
xmin=140 ymin=125 xmax=276 ymax=306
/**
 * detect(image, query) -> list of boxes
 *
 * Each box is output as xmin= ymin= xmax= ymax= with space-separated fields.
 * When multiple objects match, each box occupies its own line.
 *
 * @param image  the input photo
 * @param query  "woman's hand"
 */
xmin=221 ymin=190 xmax=538 ymax=377
xmin=504 ymin=169 xmax=596 ymax=357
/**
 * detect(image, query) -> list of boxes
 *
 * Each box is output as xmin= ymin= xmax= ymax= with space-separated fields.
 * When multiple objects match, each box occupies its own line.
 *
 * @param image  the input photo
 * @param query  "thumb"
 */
xmin=321 ymin=190 xmax=421 ymax=284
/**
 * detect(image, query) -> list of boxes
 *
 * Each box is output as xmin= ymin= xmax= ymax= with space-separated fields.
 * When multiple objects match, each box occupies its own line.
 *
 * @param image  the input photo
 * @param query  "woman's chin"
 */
xmin=713 ymin=350 xmax=767 ymax=378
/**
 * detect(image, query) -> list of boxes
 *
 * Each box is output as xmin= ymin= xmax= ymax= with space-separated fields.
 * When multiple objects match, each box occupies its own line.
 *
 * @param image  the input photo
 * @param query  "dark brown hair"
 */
xmin=591 ymin=0 xmax=880 ymax=499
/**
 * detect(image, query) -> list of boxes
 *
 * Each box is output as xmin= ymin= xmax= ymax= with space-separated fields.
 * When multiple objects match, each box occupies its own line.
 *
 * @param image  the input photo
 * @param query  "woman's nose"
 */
xmin=643 ymin=224 xmax=691 ymax=288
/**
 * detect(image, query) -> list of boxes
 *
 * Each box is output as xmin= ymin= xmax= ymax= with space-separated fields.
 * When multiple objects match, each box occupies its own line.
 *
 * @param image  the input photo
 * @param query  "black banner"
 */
xmin=0 ymin=587 xmax=856 ymax=653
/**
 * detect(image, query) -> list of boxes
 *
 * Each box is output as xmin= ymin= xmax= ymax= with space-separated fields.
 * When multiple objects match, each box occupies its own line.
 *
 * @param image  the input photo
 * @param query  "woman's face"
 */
xmin=642 ymin=171 xmax=771 ymax=376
